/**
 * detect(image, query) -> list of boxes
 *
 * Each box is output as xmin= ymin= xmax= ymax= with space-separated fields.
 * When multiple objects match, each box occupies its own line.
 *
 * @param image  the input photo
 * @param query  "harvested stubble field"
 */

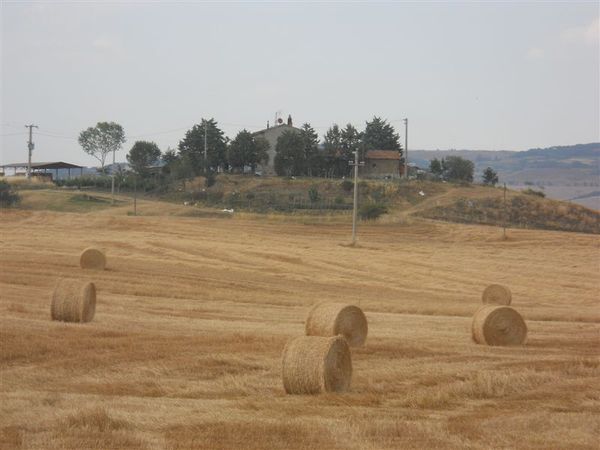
xmin=0 ymin=207 xmax=599 ymax=449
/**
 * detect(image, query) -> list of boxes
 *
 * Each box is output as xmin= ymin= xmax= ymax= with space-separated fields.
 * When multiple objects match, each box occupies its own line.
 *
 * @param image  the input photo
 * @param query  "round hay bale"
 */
xmin=51 ymin=279 xmax=96 ymax=323
xmin=79 ymin=247 xmax=106 ymax=270
xmin=482 ymin=284 xmax=512 ymax=305
xmin=281 ymin=335 xmax=352 ymax=395
xmin=305 ymin=302 xmax=368 ymax=347
xmin=472 ymin=305 xmax=527 ymax=346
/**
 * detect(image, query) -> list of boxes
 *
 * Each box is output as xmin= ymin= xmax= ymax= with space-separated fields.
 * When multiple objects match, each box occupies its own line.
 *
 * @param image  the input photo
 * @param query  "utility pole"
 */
xmin=503 ymin=183 xmax=507 ymax=240
xmin=204 ymin=120 xmax=208 ymax=173
xmin=25 ymin=124 xmax=38 ymax=180
xmin=111 ymin=148 xmax=116 ymax=205
xmin=133 ymin=174 xmax=137 ymax=216
xmin=349 ymin=148 xmax=364 ymax=245
xmin=403 ymin=118 xmax=408 ymax=179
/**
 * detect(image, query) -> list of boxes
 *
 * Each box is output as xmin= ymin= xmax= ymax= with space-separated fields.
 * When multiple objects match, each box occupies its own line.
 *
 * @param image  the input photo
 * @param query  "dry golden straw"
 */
xmin=472 ymin=305 xmax=527 ymax=346
xmin=305 ymin=302 xmax=368 ymax=347
xmin=281 ymin=336 xmax=352 ymax=395
xmin=482 ymin=284 xmax=512 ymax=305
xmin=51 ymin=279 xmax=96 ymax=323
xmin=79 ymin=247 xmax=106 ymax=270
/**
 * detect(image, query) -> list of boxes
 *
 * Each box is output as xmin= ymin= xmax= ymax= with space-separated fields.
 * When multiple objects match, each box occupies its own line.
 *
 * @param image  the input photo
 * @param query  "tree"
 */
xmin=127 ymin=141 xmax=161 ymax=176
xmin=362 ymin=116 xmax=401 ymax=157
xmin=227 ymin=130 xmax=270 ymax=173
xmin=274 ymin=131 xmax=305 ymax=176
xmin=340 ymin=124 xmax=362 ymax=175
xmin=443 ymin=156 xmax=474 ymax=182
xmin=300 ymin=123 xmax=321 ymax=176
xmin=482 ymin=167 xmax=499 ymax=186
xmin=169 ymin=153 xmax=195 ymax=190
xmin=430 ymin=158 xmax=443 ymax=176
xmin=178 ymin=118 xmax=227 ymax=175
xmin=323 ymin=124 xmax=342 ymax=177
xmin=78 ymin=122 xmax=125 ymax=172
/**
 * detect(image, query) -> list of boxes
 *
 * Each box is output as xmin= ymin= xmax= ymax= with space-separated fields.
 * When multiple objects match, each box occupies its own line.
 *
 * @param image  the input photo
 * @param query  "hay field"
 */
xmin=1 ymin=209 xmax=599 ymax=449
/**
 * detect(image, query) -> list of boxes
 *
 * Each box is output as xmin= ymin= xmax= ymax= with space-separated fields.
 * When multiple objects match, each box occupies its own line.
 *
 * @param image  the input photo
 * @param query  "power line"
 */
xmin=0 ymin=131 xmax=28 ymax=137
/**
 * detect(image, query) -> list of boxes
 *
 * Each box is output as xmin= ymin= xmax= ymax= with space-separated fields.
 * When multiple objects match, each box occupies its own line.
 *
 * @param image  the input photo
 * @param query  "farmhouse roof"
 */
xmin=365 ymin=150 xmax=401 ymax=160
xmin=0 ymin=161 xmax=84 ymax=169
xmin=252 ymin=123 xmax=302 ymax=136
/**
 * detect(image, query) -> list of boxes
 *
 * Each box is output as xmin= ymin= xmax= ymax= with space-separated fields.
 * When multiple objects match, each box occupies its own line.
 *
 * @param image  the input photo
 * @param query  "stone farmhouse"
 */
xmin=252 ymin=115 xmax=302 ymax=176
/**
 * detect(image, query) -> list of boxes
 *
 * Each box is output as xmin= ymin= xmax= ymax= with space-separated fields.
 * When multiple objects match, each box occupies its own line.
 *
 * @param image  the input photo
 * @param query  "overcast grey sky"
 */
xmin=1 ymin=1 xmax=598 ymax=166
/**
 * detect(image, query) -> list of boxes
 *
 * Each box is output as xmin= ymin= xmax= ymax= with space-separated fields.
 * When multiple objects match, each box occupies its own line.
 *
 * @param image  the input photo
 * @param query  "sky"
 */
xmin=1 ymin=1 xmax=599 ymax=166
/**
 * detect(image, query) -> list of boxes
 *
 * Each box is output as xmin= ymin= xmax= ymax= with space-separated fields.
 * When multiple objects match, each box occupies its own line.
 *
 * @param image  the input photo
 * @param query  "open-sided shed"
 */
xmin=0 ymin=162 xmax=84 ymax=180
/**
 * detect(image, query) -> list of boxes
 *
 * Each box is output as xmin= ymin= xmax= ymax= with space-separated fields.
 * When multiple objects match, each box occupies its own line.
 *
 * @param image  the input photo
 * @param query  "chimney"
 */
xmin=287 ymin=115 xmax=292 ymax=126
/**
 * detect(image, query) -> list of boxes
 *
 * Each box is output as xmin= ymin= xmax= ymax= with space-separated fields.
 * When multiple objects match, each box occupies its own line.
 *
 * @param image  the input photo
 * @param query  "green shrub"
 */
xmin=0 ymin=180 xmax=20 ymax=207
xmin=359 ymin=203 xmax=388 ymax=220
xmin=523 ymin=188 xmax=545 ymax=198
xmin=340 ymin=180 xmax=353 ymax=192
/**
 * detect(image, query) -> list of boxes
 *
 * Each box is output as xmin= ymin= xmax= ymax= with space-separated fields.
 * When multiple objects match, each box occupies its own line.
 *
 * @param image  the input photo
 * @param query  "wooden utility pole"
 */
xmin=503 ymin=183 xmax=507 ymax=239
xmin=349 ymin=149 xmax=364 ymax=245
xmin=25 ymin=124 xmax=38 ymax=179
xmin=133 ymin=174 xmax=137 ymax=216
xmin=403 ymin=118 xmax=408 ymax=179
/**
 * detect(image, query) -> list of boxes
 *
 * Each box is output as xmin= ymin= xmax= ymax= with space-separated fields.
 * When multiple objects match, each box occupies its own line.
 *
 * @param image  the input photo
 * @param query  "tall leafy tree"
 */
xmin=127 ymin=141 xmax=161 ymax=176
xmin=227 ymin=130 xmax=270 ymax=173
xmin=300 ymin=123 xmax=321 ymax=176
xmin=361 ymin=116 xmax=401 ymax=157
xmin=323 ymin=124 xmax=342 ymax=177
xmin=430 ymin=158 xmax=443 ymax=176
xmin=178 ymin=118 xmax=227 ymax=174
xmin=340 ymin=124 xmax=362 ymax=175
xmin=443 ymin=156 xmax=474 ymax=182
xmin=274 ymin=131 xmax=305 ymax=176
xmin=78 ymin=122 xmax=126 ymax=172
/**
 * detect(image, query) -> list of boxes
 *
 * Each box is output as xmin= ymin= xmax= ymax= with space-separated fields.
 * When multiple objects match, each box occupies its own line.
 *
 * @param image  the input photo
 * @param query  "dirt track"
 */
xmin=1 ymin=210 xmax=599 ymax=449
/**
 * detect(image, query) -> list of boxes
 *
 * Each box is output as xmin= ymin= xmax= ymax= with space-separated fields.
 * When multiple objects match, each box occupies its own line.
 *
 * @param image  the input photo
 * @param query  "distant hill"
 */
xmin=410 ymin=143 xmax=599 ymax=184
xmin=410 ymin=143 xmax=600 ymax=209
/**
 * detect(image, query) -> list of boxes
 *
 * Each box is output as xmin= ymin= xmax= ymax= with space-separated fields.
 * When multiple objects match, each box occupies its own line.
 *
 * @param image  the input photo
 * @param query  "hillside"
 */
xmin=6 ymin=175 xmax=599 ymax=234
xmin=410 ymin=143 xmax=600 ymax=209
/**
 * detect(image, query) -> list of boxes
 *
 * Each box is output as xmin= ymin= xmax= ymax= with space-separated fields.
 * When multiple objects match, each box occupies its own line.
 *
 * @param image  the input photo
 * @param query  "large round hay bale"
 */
xmin=472 ymin=305 xmax=527 ymax=346
xmin=282 ymin=336 xmax=352 ymax=395
xmin=79 ymin=247 xmax=106 ymax=270
xmin=482 ymin=284 xmax=512 ymax=305
xmin=305 ymin=302 xmax=368 ymax=347
xmin=51 ymin=279 xmax=96 ymax=323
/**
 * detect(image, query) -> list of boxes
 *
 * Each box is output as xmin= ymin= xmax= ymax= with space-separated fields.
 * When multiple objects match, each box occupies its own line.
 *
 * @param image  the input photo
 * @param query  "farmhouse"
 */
xmin=252 ymin=115 xmax=302 ymax=176
xmin=361 ymin=150 xmax=403 ymax=179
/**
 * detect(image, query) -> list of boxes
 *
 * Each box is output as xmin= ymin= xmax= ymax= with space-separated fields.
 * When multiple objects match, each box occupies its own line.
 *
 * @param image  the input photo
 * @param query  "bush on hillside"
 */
xmin=523 ymin=188 xmax=545 ymax=198
xmin=0 ymin=180 xmax=20 ymax=207
xmin=340 ymin=180 xmax=354 ymax=192
xmin=359 ymin=203 xmax=388 ymax=220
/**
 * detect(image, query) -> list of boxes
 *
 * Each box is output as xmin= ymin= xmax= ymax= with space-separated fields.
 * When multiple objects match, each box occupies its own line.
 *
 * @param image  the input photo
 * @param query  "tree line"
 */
xmin=78 ymin=118 xmax=497 ymax=186
xmin=78 ymin=117 xmax=403 ymax=179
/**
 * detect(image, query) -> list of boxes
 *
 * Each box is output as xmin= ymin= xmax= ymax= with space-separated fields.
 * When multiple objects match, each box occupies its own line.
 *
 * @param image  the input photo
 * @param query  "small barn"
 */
xmin=0 ymin=162 xmax=84 ymax=180
xmin=361 ymin=150 xmax=403 ymax=179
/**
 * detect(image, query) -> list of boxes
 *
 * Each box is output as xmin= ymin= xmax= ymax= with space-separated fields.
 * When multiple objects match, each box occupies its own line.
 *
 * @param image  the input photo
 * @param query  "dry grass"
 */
xmin=0 ymin=207 xmax=599 ymax=449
